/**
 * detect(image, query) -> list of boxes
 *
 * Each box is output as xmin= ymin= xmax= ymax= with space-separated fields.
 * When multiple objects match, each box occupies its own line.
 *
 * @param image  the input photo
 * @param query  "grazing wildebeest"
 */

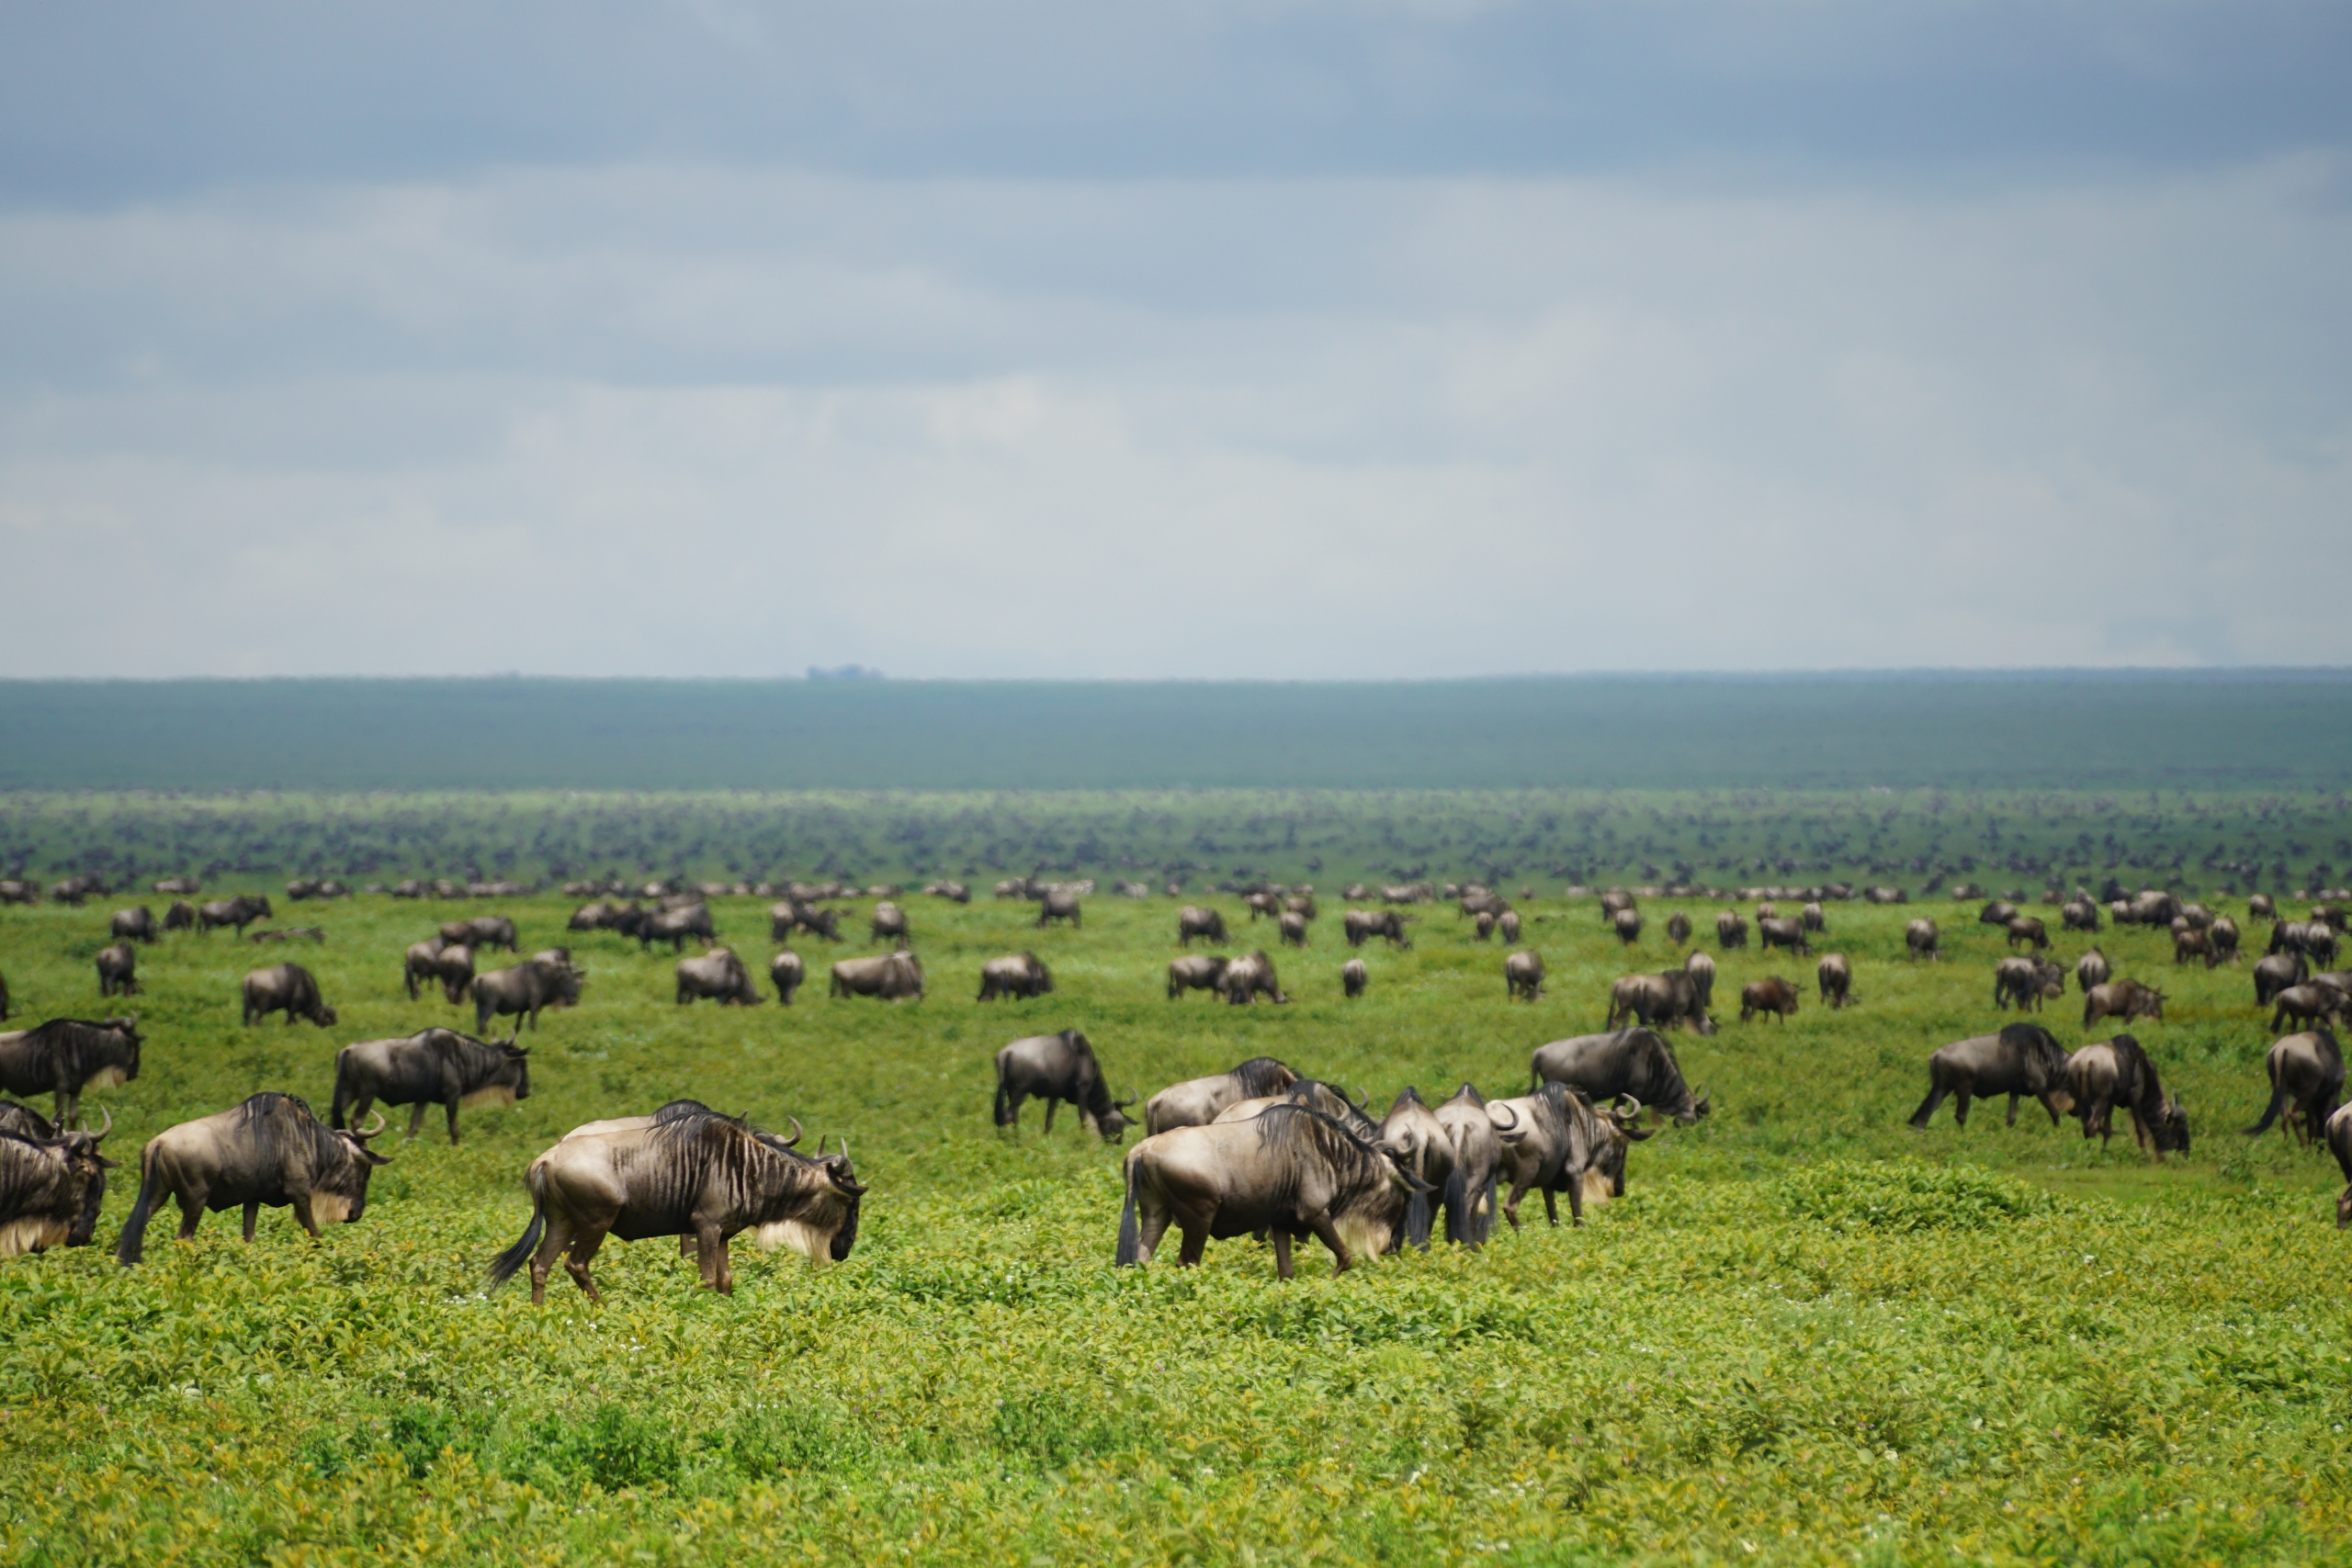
xmin=676 ymin=948 xmax=762 ymax=1006
xmin=1341 ymin=958 xmax=1367 ymax=998
xmin=109 ymin=907 xmax=156 ymax=945
xmin=869 ymin=902 xmax=909 ymax=945
xmin=1036 ymin=888 xmax=1082 ymax=929
xmin=163 ymin=900 xmax=196 ymax=933
xmin=1683 ymin=949 xmax=1716 ymax=1010
xmin=332 ymin=1029 xmax=529 ymax=1145
xmin=1716 ymin=910 xmax=1748 ymax=950
xmin=1246 ymin=891 xmax=1283 ymax=922
xmin=1178 ymin=906 xmax=1229 ymax=947
xmin=1114 ymin=1105 xmax=1429 ymax=1277
xmin=402 ymin=938 xmax=448 ymax=1001
xmin=1740 ymin=976 xmax=1801 ymax=1023
xmin=571 ymin=900 xmax=626 ymax=934
xmin=1612 ymin=908 xmax=1644 ymax=946
xmin=1221 ymin=951 xmax=1290 ymax=1005
xmin=2256 ymin=952 xmax=2309 ymax=1007
xmin=770 ymin=950 xmax=805 ymax=1005
xmin=2006 ymin=916 xmax=2050 ymax=952
xmin=153 ymin=877 xmax=201 ymax=896
xmin=1378 ymin=1088 xmax=1460 ymax=1251
xmin=433 ymin=944 xmax=475 ymax=1005
xmin=1166 ymin=953 xmax=1229 ymax=1000
xmin=1280 ymin=910 xmax=1310 ymax=948
xmin=198 ymin=895 xmax=273 ymax=936
xmin=2076 ymin=947 xmax=2111 ymax=994
xmin=638 ymin=904 xmax=716 ymax=953
xmin=2272 ymin=983 xmax=2348 ymax=1035
xmin=1817 ymin=952 xmax=1853 ymax=1009
xmin=243 ymin=964 xmax=336 ymax=1028
xmin=439 ymin=915 xmax=518 ymax=953
xmin=474 ymin=958 xmax=584 ymax=1032
xmin=1286 ymin=893 xmax=1317 ymax=919
xmin=488 ymin=1111 xmax=865 ymax=1302
xmin=1993 ymin=956 xmax=2064 ymax=1011
xmin=1979 ymin=900 xmax=2019 ymax=929
xmin=977 ymin=952 xmax=1054 ymax=1001
xmin=1486 ymin=1082 xmax=1652 ymax=1228
xmin=2062 ymin=898 xmax=2102 ymax=932
xmin=1213 ymin=1080 xmax=1379 ymax=1138
xmin=1755 ymin=900 xmax=1779 ymax=921
xmin=1801 ymin=901 xmax=1826 ymax=933
xmin=2249 ymin=893 xmax=2278 ymax=921
xmin=0 ymin=1018 xmax=141 ymax=1129
xmin=116 ymin=1094 xmax=390 ymax=1262
xmin=829 ymin=950 xmax=924 ymax=1001
xmin=1432 ymin=1084 xmax=1502 ymax=1247
xmin=1473 ymin=909 xmax=1497 ymax=942
xmin=993 ymin=1030 xmax=1135 ymax=1141
xmin=2083 ymin=979 xmax=2165 ymax=1032
xmin=2245 ymin=1030 xmax=2344 ymax=1147
xmin=95 ymin=943 xmax=139 ymax=998
xmin=1907 ymin=1022 xmax=2074 ymax=1130
xmin=1342 ymin=908 xmax=1414 ymax=949
xmin=1665 ymin=911 xmax=1691 ymax=946
xmin=1504 ymin=950 xmax=1545 ymax=1002
xmin=2171 ymin=924 xmax=2212 ymax=966
xmin=1604 ymin=969 xmax=1712 ymax=1032
xmin=1906 ymin=919 xmax=1940 ymax=961
xmin=2304 ymin=923 xmax=2343 ymax=968
xmin=1600 ymin=890 xmax=1634 ymax=922
xmin=2209 ymin=917 xmax=2242 ymax=967
xmin=924 ymin=880 xmax=972 ymax=904
xmin=0 ymin=1110 xmax=116 ymax=1255
xmin=2064 ymin=1034 xmax=2187 ymax=1160
xmin=1758 ymin=916 xmax=1810 ymax=957
xmin=1530 ymin=1028 xmax=1709 ymax=1122
xmin=1496 ymin=909 xmax=1521 ymax=944
xmin=1142 ymin=1056 xmax=1297 ymax=1134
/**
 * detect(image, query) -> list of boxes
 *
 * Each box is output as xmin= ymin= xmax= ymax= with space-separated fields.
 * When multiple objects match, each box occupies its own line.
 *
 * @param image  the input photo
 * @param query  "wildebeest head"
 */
xmin=798 ymin=1133 xmax=868 ymax=1260
xmin=320 ymin=1110 xmax=393 ymax=1224
xmin=1589 ymin=1095 xmax=1657 ymax=1198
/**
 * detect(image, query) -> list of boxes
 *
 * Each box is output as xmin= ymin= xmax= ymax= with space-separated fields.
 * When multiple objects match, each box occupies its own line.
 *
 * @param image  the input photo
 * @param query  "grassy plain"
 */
xmin=2 ymin=888 xmax=2349 ymax=1565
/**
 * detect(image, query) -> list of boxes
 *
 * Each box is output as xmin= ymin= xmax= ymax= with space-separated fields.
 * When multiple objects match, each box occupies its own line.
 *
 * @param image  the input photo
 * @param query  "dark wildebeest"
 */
xmin=1341 ymin=958 xmax=1367 ymax=998
xmin=770 ymin=951 xmax=805 ymax=1005
xmin=1342 ymin=908 xmax=1414 ymax=949
xmin=1530 ymin=1028 xmax=1710 ymax=1123
xmin=1036 ymin=888 xmax=1082 ymax=929
xmin=332 ymin=1028 xmax=529 ymax=1145
xmin=2076 ymin=947 xmax=2111 ymax=994
xmin=2245 ymin=1030 xmax=2344 ymax=1147
xmin=1433 ymin=1084 xmax=1502 ymax=1247
xmin=1612 ymin=908 xmax=1644 ymax=946
xmin=635 ymin=904 xmax=714 ymax=953
xmin=1286 ymin=893 xmax=1317 ymax=920
xmin=488 ymin=1111 xmax=865 ymax=1302
xmin=2006 ymin=916 xmax=2050 ymax=952
xmin=2271 ymin=984 xmax=2349 ymax=1035
xmin=1604 ymin=970 xmax=1711 ymax=1033
xmin=1716 ymin=910 xmax=1747 ymax=950
xmin=2250 ymin=893 xmax=2279 ymax=922
xmin=116 ymin=1094 xmax=390 ymax=1262
xmin=434 ymin=943 xmax=475 ymax=1005
xmin=163 ymin=900 xmax=196 ymax=933
xmin=2062 ymin=898 xmax=2102 ymax=932
xmin=0 ymin=1110 xmax=116 ymax=1255
xmin=2256 ymin=952 xmax=2308 ymax=1007
xmin=2172 ymin=924 xmax=2212 ymax=966
xmin=2064 ymin=1033 xmax=2187 ymax=1160
xmin=869 ymin=902 xmax=909 ymax=945
xmin=1473 ymin=910 xmax=1498 ymax=942
xmin=402 ymin=938 xmax=447 ymax=1001
xmin=243 ymin=964 xmax=337 ymax=1029
xmin=977 ymin=952 xmax=1054 ymax=1001
xmin=992 ymin=1030 xmax=1136 ymax=1141
xmin=1740 ymin=976 xmax=1801 ymax=1023
xmin=1906 ymin=919 xmax=1940 ymax=961
xmin=1817 ymin=952 xmax=1854 ymax=1009
xmin=925 ymin=880 xmax=972 ymax=904
xmin=2209 ymin=917 xmax=2242 ymax=967
xmin=109 ymin=907 xmax=156 ymax=944
xmin=1801 ymin=901 xmax=1826 ymax=933
xmin=1142 ymin=1056 xmax=1298 ymax=1134
xmin=0 ymin=972 xmax=9 ymax=1022
xmin=1379 ymin=1087 xmax=1461 ymax=1251
xmin=198 ymin=895 xmax=273 ymax=936
xmin=1221 ymin=951 xmax=1290 ymax=1005
xmin=439 ymin=915 xmax=518 ymax=953
xmin=95 ymin=942 xmax=140 ymax=998
xmin=829 ymin=950 xmax=924 ymax=1001
xmin=1247 ymin=891 xmax=1283 ymax=922
xmin=474 ymin=958 xmax=584 ymax=1032
xmin=2083 ymin=979 xmax=2165 ymax=1032
xmin=676 ymin=948 xmax=762 ymax=1005
xmin=1993 ymin=956 xmax=2064 ymax=1012
xmin=2326 ymin=1102 xmax=2352 ymax=1225
xmin=1980 ymin=900 xmax=2019 ymax=929
xmin=1178 ymin=906 xmax=1229 ymax=947
xmin=0 ymin=1018 xmax=141 ymax=1129
xmin=1756 ymin=899 xmax=1779 ymax=921
xmin=1280 ymin=910 xmax=1310 ymax=948
xmin=1907 ymin=1022 xmax=2074 ymax=1130
xmin=571 ymin=900 xmax=626 ymax=934
xmin=1498 ymin=910 xmax=1521 ymax=943
xmin=1505 ymin=950 xmax=1545 ymax=1002
xmin=1759 ymin=916 xmax=1811 ymax=957
xmin=1683 ymin=949 xmax=1716 ymax=1010
xmin=1486 ymin=1082 xmax=1652 ymax=1228
xmin=1166 ymin=954 xmax=1229 ymax=1000
xmin=1114 ymin=1105 xmax=1429 ymax=1277
xmin=1666 ymin=911 xmax=1692 ymax=947
xmin=1600 ymin=889 xmax=1634 ymax=923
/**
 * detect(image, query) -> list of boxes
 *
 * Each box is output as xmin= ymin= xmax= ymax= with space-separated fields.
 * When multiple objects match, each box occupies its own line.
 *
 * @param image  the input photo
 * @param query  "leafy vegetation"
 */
xmin=2 ymin=881 xmax=2349 ymax=1564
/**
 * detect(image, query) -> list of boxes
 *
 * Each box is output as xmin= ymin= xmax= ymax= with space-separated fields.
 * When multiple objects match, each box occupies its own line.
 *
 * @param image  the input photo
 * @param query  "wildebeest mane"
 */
xmin=1228 ymin=1056 xmax=1295 ymax=1099
xmin=0 ymin=1019 xmax=139 ymax=1087
xmin=231 ymin=1091 xmax=348 ymax=1172
xmin=428 ymin=1028 xmax=517 ymax=1081
xmin=1612 ymin=1029 xmax=1692 ymax=1112
xmin=2102 ymin=1032 xmax=2166 ymax=1122
xmin=0 ymin=1100 xmax=56 ymax=1139
xmin=1449 ymin=1081 xmax=1487 ymax=1108
xmin=1249 ymin=1105 xmax=1394 ymax=1212
xmin=1997 ymin=1021 xmax=2068 ymax=1080
xmin=1283 ymin=1080 xmax=1378 ymax=1136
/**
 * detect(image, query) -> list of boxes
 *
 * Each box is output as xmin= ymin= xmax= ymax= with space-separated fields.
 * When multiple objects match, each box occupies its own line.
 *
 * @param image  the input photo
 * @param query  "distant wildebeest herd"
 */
xmin=4 ymin=873 xmax=2352 ymax=1302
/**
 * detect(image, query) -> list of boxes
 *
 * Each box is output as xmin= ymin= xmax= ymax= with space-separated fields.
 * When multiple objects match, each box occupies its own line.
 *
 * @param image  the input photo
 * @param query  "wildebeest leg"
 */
xmin=695 ymin=1223 xmax=729 ymax=1292
xmin=1542 ymin=1187 xmax=1559 ymax=1227
xmin=564 ymin=1224 xmax=610 ymax=1303
xmin=2005 ymin=1092 xmax=2020 ymax=1127
xmin=1135 ymin=1204 xmax=1172 ymax=1265
xmin=175 ymin=1186 xmax=207 ymax=1240
xmin=1174 ymin=1223 xmax=1208 ymax=1268
xmin=445 ymin=1099 xmax=462 ymax=1145
xmin=1951 ymin=1089 xmax=1972 ymax=1128
xmin=1271 ymin=1228 xmax=1294 ymax=1280
xmin=1309 ymin=1214 xmax=1352 ymax=1273
xmin=242 ymin=1201 xmax=260 ymax=1242
xmin=1501 ymin=1178 xmax=1529 ymax=1230
xmin=1042 ymin=1100 xmax=1057 ymax=1134
xmin=2041 ymin=1093 xmax=2064 ymax=1128
xmin=55 ymin=1089 xmax=78 ymax=1129
xmin=1566 ymin=1175 xmax=1585 ymax=1227
xmin=401 ymin=1102 xmax=425 ymax=1140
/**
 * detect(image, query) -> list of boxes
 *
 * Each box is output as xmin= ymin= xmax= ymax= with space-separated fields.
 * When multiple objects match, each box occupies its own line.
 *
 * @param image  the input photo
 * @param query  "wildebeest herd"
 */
xmin=4 ymin=874 xmax=2352 ymax=1306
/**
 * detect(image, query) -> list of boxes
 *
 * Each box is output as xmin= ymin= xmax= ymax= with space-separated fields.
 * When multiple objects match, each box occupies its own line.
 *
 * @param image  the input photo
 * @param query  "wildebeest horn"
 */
xmin=1612 ymin=1094 xmax=1642 ymax=1120
xmin=88 ymin=1106 xmax=112 ymax=1140
xmin=356 ymin=1109 xmax=388 ymax=1138
xmin=1113 ymin=1096 xmax=1136 ymax=1110
xmin=777 ymin=1115 xmax=804 ymax=1148
xmin=1487 ymin=1103 xmax=1520 ymax=1131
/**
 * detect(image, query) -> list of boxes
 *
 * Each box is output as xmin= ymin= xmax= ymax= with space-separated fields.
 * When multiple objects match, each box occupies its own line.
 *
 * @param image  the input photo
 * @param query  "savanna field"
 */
xmin=3 ymin=885 xmax=2350 ymax=1566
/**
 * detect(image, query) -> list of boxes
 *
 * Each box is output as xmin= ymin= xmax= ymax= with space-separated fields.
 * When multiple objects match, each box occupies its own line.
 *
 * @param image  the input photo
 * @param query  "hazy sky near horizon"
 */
xmin=3 ymin=2 xmax=2347 ymax=679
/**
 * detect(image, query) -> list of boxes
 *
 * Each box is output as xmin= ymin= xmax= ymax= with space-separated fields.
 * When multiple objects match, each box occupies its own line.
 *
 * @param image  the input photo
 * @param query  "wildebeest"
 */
xmin=1666 ymin=911 xmax=1691 ymax=946
xmin=0 ymin=971 xmax=8 ymax=1023
xmin=1817 ymin=952 xmax=1854 ymax=1010
xmin=1907 ymin=1022 xmax=2074 ymax=1130
xmin=474 ymin=958 xmax=584 ymax=1032
xmin=2006 ymin=916 xmax=2050 ymax=952
xmin=770 ymin=950 xmax=805 ymax=1005
xmin=198 ymin=895 xmax=273 ymax=936
xmin=1280 ymin=909 xmax=1310 ymax=948
xmin=1342 ymin=908 xmax=1414 ymax=949
xmin=1801 ymin=901 xmax=1826 ymax=933
xmin=2255 ymin=951 xmax=2309 ymax=1007
xmin=331 ymin=1028 xmax=529 ymax=1144
xmin=153 ymin=876 xmax=201 ymax=896
xmin=94 ymin=942 xmax=141 ymax=998
xmin=676 ymin=948 xmax=762 ymax=1006
xmin=0 ymin=1018 xmax=141 ymax=1129
xmin=0 ymin=1110 xmax=116 ymax=1255
xmin=1486 ymin=1082 xmax=1652 ymax=1228
xmin=433 ymin=943 xmax=476 ymax=1004
xmin=1114 ymin=1104 xmax=1428 ymax=1277
xmin=1755 ymin=900 xmax=1778 ymax=921
xmin=2064 ymin=1034 xmax=2187 ymax=1159
xmin=1378 ymin=1087 xmax=1461 ymax=1250
xmin=1178 ymin=906 xmax=1229 ymax=946
xmin=829 ymin=950 xmax=923 ymax=1001
xmin=1993 ymin=955 xmax=2064 ymax=1011
xmin=1432 ymin=1084 xmax=1502 ymax=1246
xmin=439 ymin=915 xmax=518 ymax=953
xmin=1683 ymin=949 xmax=1716 ymax=1009
xmin=1036 ymin=888 xmax=1082 ymax=929
xmin=2329 ymin=1102 xmax=2352 ymax=1226
xmin=2076 ymin=947 xmax=2112 ymax=994
xmin=243 ymin=964 xmax=337 ymax=1029
xmin=639 ymin=904 xmax=717 ymax=953
xmin=488 ymin=1111 xmax=865 ymax=1301
xmin=2083 ymin=979 xmax=2165 ymax=1032
xmin=1612 ymin=908 xmax=1644 ymax=946
xmin=1716 ymin=910 xmax=1747 ymax=950
xmin=402 ymin=937 xmax=448 ymax=1001
xmin=1473 ymin=910 xmax=1498 ymax=943
xmin=1143 ymin=1056 xmax=1298 ymax=1134
xmin=163 ymin=900 xmax=196 ymax=933
xmin=1906 ymin=919 xmax=1940 ymax=961
xmin=1341 ymin=957 xmax=1367 ymax=998
xmin=1740 ymin=976 xmax=1801 ymax=1023
xmin=1221 ymin=950 xmax=1290 ymax=1005
xmin=2245 ymin=1030 xmax=2344 ymax=1147
xmin=1495 ymin=909 xmax=1521 ymax=944
xmin=1759 ymin=916 xmax=1811 ymax=956
xmin=2062 ymin=898 xmax=2102 ymax=932
xmin=2271 ymin=983 xmax=2348 ymax=1035
xmin=869 ymin=901 xmax=909 ymax=945
xmin=924 ymin=880 xmax=972 ymax=904
xmin=116 ymin=1094 xmax=390 ymax=1263
xmin=1247 ymin=891 xmax=1283 ymax=922
xmin=977 ymin=952 xmax=1054 ymax=1001
xmin=2249 ymin=893 xmax=2278 ymax=921
xmin=2209 ymin=917 xmax=2242 ymax=966
xmin=1599 ymin=889 xmax=1634 ymax=922
xmin=992 ymin=1030 xmax=1135 ymax=1141
xmin=109 ymin=907 xmax=156 ymax=945
xmin=1213 ymin=1079 xmax=1379 ymax=1138
xmin=1166 ymin=954 xmax=1230 ymax=1000
xmin=1505 ymin=950 xmax=1545 ymax=1002
xmin=1530 ymin=1027 xmax=1709 ymax=1122
xmin=1979 ymin=900 xmax=2019 ymax=928
xmin=1604 ymin=969 xmax=1711 ymax=1033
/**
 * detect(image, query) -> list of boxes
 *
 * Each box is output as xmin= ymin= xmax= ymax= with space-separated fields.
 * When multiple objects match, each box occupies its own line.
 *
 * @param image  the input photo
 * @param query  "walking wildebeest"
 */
xmin=1717 ymin=910 xmax=1748 ymax=950
xmin=1817 ymin=952 xmax=1854 ymax=1010
xmin=1505 ymin=950 xmax=1545 ymax=1002
xmin=96 ymin=943 xmax=140 ymax=998
xmin=1993 ymin=956 xmax=2064 ymax=1011
xmin=2245 ymin=1030 xmax=2344 ymax=1147
xmin=1221 ymin=951 xmax=1290 ymax=1004
xmin=2062 ymin=898 xmax=2102 ymax=932
xmin=639 ymin=904 xmax=717 ymax=953
xmin=243 ymin=964 xmax=336 ymax=1028
xmin=0 ymin=1018 xmax=141 ymax=1130
xmin=2076 ymin=947 xmax=2111 ymax=994
xmin=402 ymin=938 xmax=448 ymax=1001
xmin=2256 ymin=952 xmax=2308 ymax=1008
xmin=1666 ymin=911 xmax=1691 ymax=946
xmin=923 ymin=880 xmax=972 ymax=904
xmin=109 ymin=907 xmax=155 ymax=945
xmin=116 ymin=1094 xmax=390 ymax=1262
xmin=1907 ymin=1022 xmax=2073 ymax=1130
xmin=1906 ymin=919 xmax=1940 ymax=961
xmin=1342 ymin=909 xmax=1414 ymax=949
xmin=0 ymin=1110 xmax=116 ymax=1255
xmin=977 ymin=952 xmax=1054 ymax=1001
xmin=1497 ymin=909 xmax=1521 ymax=944
xmin=198 ymin=896 xmax=273 ymax=936
xmin=2064 ymin=1033 xmax=2187 ymax=1160
xmin=992 ymin=1031 xmax=1135 ymax=1141
xmin=1213 ymin=1080 xmax=1379 ymax=1138
xmin=163 ymin=900 xmax=196 ymax=933
xmin=1741 ymin=976 xmax=1801 ymax=1022
xmin=1980 ymin=900 xmax=2019 ymax=929
xmin=1432 ymin=1084 xmax=1502 ymax=1247
xmin=438 ymin=915 xmax=518 ymax=953
xmin=488 ymin=1111 xmax=865 ymax=1301
xmin=2083 ymin=979 xmax=2165 ymax=1032
xmin=1166 ymin=954 xmax=1229 ymax=1000
xmin=770 ymin=950 xmax=805 ymax=1004
xmin=676 ymin=948 xmax=761 ymax=1005
xmin=1178 ymin=907 xmax=1229 ymax=947
xmin=1114 ymin=1105 xmax=1429 ymax=1277
xmin=332 ymin=1029 xmax=529 ymax=1145
xmin=829 ymin=950 xmax=924 ymax=1001
xmin=1142 ymin=1056 xmax=1298 ymax=1134
xmin=1530 ymin=1028 xmax=1710 ymax=1122
xmin=1759 ymin=916 xmax=1810 ymax=956
xmin=474 ymin=958 xmax=584 ymax=1032
xmin=2272 ymin=983 xmax=2349 ymax=1035
xmin=1341 ymin=958 xmax=1367 ymax=998
xmin=2250 ymin=893 xmax=2278 ymax=922
xmin=1036 ymin=888 xmax=1082 ymax=929
xmin=1600 ymin=890 xmax=1634 ymax=922
xmin=2006 ymin=916 xmax=2050 ymax=952
xmin=1612 ymin=908 xmax=1644 ymax=946
xmin=1604 ymin=970 xmax=1712 ymax=1033
xmin=1486 ymin=1082 xmax=1652 ymax=1228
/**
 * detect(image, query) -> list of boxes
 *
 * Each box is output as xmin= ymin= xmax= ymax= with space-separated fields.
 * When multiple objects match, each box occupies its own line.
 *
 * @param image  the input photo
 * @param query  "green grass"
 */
xmin=2 ymin=889 xmax=2349 ymax=1565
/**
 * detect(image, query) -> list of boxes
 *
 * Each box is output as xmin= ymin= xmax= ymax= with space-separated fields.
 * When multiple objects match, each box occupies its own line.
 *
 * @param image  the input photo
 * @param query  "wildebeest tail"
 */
xmin=1440 ymin=1162 xmax=1472 ymax=1248
xmin=1405 ymin=1184 xmax=1431 ymax=1251
xmin=991 ymin=1071 xmax=1012 ymax=1128
xmin=487 ymin=1166 xmax=548 ymax=1289
xmin=329 ymin=1054 xmax=354 ymax=1129
xmin=113 ymin=1146 xmax=164 ymax=1266
xmin=1114 ymin=1156 xmax=1142 ymax=1266
xmin=2244 ymin=1076 xmax=2290 ymax=1137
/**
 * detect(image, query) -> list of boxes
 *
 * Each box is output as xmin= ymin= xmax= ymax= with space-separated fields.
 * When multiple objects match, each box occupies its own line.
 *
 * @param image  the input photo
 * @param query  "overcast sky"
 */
xmin=2 ymin=1 xmax=2346 ymax=678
